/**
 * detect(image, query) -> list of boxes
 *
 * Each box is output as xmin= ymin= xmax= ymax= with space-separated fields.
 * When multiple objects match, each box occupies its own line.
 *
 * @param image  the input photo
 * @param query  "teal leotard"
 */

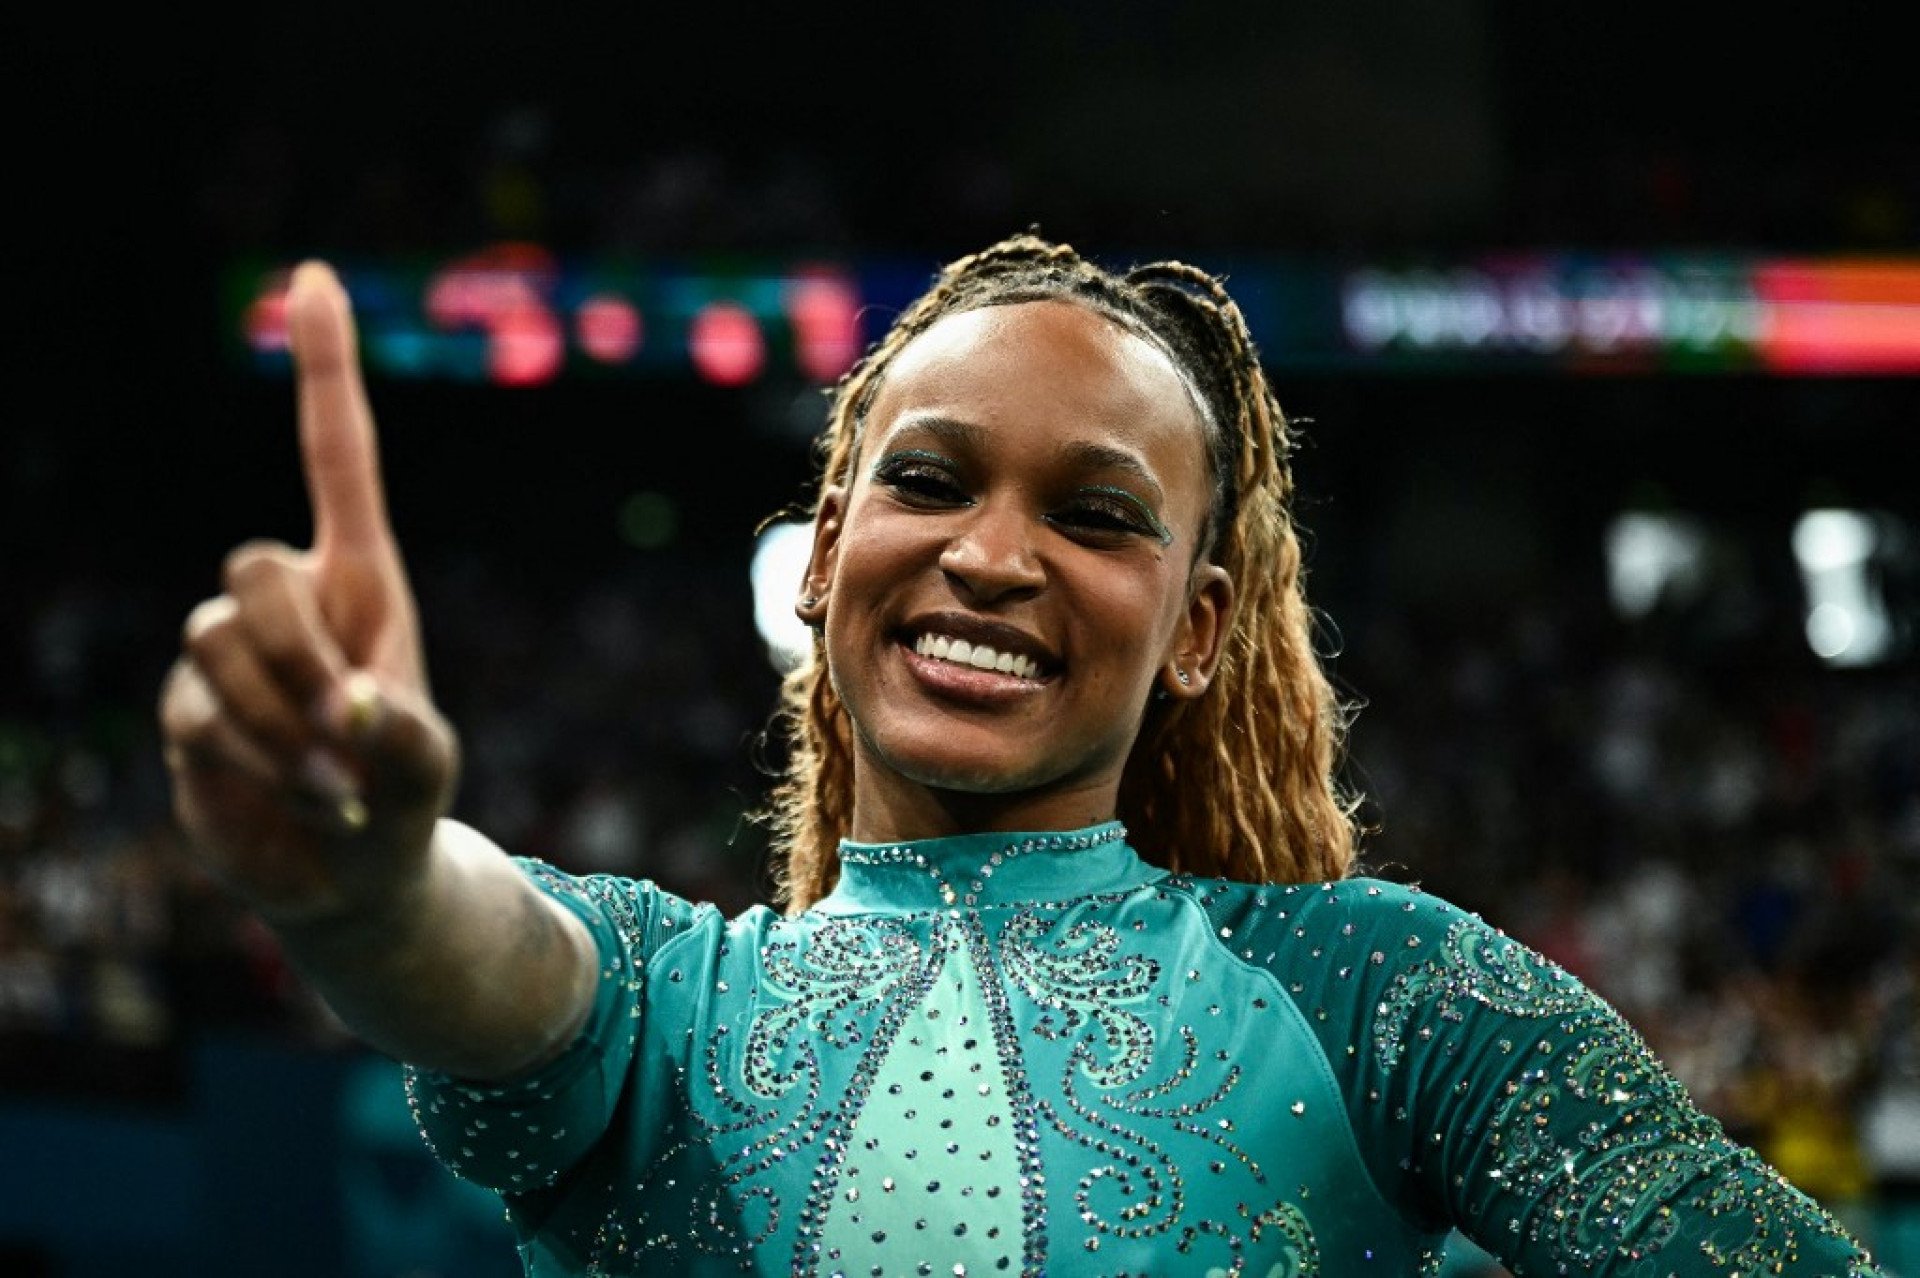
xmin=408 ymin=823 xmax=1881 ymax=1276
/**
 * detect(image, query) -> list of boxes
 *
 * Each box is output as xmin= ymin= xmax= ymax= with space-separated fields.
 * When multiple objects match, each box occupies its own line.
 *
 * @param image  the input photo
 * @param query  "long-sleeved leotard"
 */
xmin=408 ymin=823 xmax=1881 ymax=1276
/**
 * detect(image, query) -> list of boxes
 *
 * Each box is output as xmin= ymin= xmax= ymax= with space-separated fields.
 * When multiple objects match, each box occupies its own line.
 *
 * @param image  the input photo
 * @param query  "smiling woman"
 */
xmin=770 ymin=238 xmax=1359 ymax=915
xmin=161 ymin=239 xmax=1884 ymax=1276
xmin=794 ymin=299 xmax=1234 ymax=839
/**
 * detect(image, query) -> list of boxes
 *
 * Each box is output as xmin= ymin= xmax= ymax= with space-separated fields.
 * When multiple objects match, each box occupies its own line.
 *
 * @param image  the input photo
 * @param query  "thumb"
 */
xmin=324 ymin=670 xmax=459 ymax=811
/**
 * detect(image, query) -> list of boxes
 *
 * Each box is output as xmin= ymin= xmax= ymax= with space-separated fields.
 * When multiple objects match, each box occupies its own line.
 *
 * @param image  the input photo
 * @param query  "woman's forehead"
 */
xmin=865 ymin=300 xmax=1203 ymax=447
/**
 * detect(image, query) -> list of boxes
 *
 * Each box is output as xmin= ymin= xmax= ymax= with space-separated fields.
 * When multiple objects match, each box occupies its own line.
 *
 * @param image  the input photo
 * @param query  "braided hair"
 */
xmin=765 ymin=233 xmax=1360 ymax=911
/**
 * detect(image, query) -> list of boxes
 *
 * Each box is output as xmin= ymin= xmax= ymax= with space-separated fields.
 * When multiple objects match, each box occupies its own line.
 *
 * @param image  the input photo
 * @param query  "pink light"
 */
xmin=424 ymin=243 xmax=565 ymax=387
xmin=1755 ymin=260 xmax=1920 ymax=374
xmin=785 ymin=272 xmax=861 ymax=382
xmin=243 ymin=275 xmax=292 ymax=353
xmin=576 ymin=294 xmax=644 ymax=363
xmin=489 ymin=302 xmax=565 ymax=387
xmin=689 ymin=302 xmax=766 ymax=386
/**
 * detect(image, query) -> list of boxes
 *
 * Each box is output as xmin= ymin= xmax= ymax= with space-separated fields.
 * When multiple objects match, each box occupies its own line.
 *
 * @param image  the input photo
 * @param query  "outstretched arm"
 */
xmin=158 ymin=263 xmax=596 ymax=1079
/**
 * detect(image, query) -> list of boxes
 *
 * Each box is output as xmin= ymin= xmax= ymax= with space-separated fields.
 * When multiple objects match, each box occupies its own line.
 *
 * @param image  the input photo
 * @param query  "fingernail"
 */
xmin=337 ymin=795 xmax=370 ymax=832
xmin=343 ymin=671 xmax=382 ymax=738
xmin=319 ymin=671 xmax=383 ymax=741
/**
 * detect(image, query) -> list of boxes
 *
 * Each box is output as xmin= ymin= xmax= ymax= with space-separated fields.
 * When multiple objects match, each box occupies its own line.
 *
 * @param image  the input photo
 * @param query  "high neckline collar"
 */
xmin=815 ymin=821 xmax=1162 ymax=913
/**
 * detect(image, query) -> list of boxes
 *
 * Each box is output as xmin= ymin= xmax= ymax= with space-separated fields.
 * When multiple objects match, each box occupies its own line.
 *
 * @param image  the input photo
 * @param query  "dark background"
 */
xmin=6 ymin=6 xmax=1917 ymax=1274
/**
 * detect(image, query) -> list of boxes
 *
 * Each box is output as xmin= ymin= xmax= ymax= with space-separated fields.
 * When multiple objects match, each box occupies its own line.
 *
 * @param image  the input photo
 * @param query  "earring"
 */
xmin=800 ymin=594 xmax=819 ymax=609
xmin=1176 ymin=668 xmax=1191 ymax=686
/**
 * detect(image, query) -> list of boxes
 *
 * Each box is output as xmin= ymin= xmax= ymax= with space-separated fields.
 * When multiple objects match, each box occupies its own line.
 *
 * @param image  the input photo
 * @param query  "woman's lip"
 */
xmin=899 ymin=641 xmax=1050 ymax=705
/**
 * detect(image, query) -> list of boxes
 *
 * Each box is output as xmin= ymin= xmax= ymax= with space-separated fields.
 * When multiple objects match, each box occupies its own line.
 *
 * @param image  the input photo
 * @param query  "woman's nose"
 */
xmin=939 ymin=503 xmax=1044 ymax=603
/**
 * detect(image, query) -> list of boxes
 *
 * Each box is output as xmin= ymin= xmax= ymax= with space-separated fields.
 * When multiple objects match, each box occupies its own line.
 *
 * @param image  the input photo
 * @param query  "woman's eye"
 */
xmin=1053 ymin=504 xmax=1145 ymax=536
xmin=874 ymin=455 xmax=968 ymax=506
xmin=1051 ymin=490 xmax=1173 ymax=545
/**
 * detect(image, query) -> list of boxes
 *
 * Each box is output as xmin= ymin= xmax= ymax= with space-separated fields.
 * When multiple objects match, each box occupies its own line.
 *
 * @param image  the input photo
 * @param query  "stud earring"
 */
xmin=800 ymin=594 xmax=819 ymax=609
xmin=1176 ymin=668 xmax=1191 ymax=686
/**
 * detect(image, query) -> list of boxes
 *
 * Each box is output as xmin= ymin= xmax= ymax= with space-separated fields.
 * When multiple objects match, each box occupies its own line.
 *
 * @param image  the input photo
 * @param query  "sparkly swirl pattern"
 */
xmin=1373 ymin=915 xmax=1881 ymax=1275
xmin=1003 ymin=909 xmax=1319 ymax=1275
xmin=597 ymin=917 xmax=933 ymax=1272
xmin=749 ymin=918 xmax=926 ymax=1098
xmin=1001 ymin=912 xmax=1160 ymax=1088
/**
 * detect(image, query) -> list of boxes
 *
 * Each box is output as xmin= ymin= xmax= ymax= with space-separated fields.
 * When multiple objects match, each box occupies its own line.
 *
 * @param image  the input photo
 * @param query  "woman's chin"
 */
xmin=856 ymin=722 xmax=1124 ymax=812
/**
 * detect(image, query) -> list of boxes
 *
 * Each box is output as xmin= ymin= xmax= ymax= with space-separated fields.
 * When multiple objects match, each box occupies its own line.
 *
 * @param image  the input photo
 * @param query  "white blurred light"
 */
xmin=1804 ymin=602 xmax=1857 ymax=660
xmin=1792 ymin=509 xmax=1874 ymax=572
xmin=751 ymin=521 xmax=816 ymax=673
xmin=1793 ymin=509 xmax=1891 ymax=667
xmin=1605 ymin=513 xmax=1707 ymax=619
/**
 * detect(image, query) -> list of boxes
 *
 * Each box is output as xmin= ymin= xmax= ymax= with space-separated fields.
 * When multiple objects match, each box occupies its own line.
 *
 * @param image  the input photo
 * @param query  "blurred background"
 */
xmin=6 ymin=5 xmax=1917 ymax=1274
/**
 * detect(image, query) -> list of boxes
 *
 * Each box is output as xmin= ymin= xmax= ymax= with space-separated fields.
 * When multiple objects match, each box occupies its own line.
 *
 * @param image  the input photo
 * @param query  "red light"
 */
xmin=1755 ymin=261 xmax=1920 ymax=374
xmin=422 ymin=243 xmax=565 ymax=387
xmin=786 ymin=273 xmax=861 ymax=382
xmin=689 ymin=302 xmax=766 ymax=386
xmin=576 ymin=294 xmax=644 ymax=363
xmin=243 ymin=276 xmax=292 ymax=353
xmin=489 ymin=303 xmax=565 ymax=387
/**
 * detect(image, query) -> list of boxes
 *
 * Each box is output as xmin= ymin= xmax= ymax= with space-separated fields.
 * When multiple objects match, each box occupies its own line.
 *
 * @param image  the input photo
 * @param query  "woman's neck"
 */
xmin=847 ymin=769 xmax=1119 ymax=845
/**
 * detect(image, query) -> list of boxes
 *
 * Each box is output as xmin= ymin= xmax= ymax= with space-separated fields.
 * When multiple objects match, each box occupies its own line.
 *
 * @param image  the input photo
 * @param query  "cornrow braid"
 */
xmin=763 ymin=233 xmax=1360 ymax=911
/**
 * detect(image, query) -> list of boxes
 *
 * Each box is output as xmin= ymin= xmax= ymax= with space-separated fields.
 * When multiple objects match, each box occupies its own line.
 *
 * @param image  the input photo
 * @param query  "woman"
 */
xmin=161 ymin=238 xmax=1882 ymax=1275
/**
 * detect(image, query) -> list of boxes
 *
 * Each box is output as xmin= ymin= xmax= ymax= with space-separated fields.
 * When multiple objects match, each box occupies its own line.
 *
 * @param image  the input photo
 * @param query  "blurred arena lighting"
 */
xmin=1605 ymin=512 xmax=1709 ymax=618
xmin=231 ymin=250 xmax=1920 ymax=380
xmin=576 ymin=294 xmax=644 ymax=364
xmin=1756 ymin=261 xmax=1920 ymax=374
xmin=1339 ymin=259 xmax=1765 ymax=365
xmin=751 ymin=520 xmax=814 ymax=672
xmin=689 ymin=302 xmax=767 ymax=387
xmin=1792 ymin=510 xmax=1897 ymax=666
xmin=617 ymin=491 xmax=678 ymax=551
xmin=784 ymin=273 xmax=862 ymax=383
xmin=424 ymin=244 xmax=565 ymax=387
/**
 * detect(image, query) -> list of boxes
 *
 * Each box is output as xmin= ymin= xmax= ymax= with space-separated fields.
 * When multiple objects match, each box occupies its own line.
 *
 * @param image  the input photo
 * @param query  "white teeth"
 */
xmin=911 ymin=633 xmax=1041 ymax=680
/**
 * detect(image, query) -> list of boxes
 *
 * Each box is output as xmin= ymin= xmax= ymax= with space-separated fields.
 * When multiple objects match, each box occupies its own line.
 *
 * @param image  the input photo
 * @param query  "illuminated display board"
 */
xmin=226 ymin=245 xmax=1920 ymax=384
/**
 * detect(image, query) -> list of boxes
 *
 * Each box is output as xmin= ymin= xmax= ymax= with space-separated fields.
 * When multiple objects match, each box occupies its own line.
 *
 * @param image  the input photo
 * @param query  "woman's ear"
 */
xmin=795 ymin=486 xmax=847 ymax=628
xmin=1160 ymin=563 xmax=1234 ymax=700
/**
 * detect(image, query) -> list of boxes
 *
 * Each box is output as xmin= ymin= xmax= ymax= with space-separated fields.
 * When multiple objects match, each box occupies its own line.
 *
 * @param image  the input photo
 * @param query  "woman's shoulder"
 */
xmin=1169 ymin=871 xmax=1560 ymax=1010
xmin=1172 ymin=871 xmax=1484 ymax=941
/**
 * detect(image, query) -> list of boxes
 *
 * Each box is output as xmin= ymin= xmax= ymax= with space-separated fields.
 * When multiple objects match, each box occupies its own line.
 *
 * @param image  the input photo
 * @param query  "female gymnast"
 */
xmin=160 ymin=236 xmax=1883 ymax=1275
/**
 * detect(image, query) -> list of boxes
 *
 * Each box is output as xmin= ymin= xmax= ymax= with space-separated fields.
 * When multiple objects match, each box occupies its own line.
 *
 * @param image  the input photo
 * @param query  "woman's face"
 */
xmin=802 ymin=300 xmax=1233 ymax=838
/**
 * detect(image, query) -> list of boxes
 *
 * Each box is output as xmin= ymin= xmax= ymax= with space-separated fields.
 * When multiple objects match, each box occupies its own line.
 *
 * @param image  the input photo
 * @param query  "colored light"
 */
xmin=1756 ymin=261 xmax=1920 ymax=374
xmin=487 ymin=302 xmax=564 ymax=387
xmin=785 ymin=273 xmax=861 ymax=382
xmin=689 ymin=302 xmax=766 ymax=387
xmin=576 ymin=294 xmax=643 ymax=364
xmin=243 ymin=280 xmax=291 ymax=353
xmin=421 ymin=247 xmax=566 ymax=387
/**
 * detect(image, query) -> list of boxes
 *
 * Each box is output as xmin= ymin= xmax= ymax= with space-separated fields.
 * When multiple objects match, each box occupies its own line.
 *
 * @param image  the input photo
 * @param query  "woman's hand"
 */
xmin=160 ymin=263 xmax=458 ymax=925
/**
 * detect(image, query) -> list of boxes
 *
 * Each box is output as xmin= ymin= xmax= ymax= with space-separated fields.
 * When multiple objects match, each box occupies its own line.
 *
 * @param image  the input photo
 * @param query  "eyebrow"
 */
xmin=882 ymin=413 xmax=1167 ymax=506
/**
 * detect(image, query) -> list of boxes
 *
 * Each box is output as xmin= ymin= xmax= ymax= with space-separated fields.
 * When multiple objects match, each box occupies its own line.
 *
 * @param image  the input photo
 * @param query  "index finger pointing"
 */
xmin=287 ymin=261 xmax=395 ymax=560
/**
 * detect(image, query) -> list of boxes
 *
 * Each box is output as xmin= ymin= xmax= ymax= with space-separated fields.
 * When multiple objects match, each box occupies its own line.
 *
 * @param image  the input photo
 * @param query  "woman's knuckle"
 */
xmin=221 ymin=539 xmax=294 ymax=592
xmin=183 ymin=596 xmax=238 ymax=654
